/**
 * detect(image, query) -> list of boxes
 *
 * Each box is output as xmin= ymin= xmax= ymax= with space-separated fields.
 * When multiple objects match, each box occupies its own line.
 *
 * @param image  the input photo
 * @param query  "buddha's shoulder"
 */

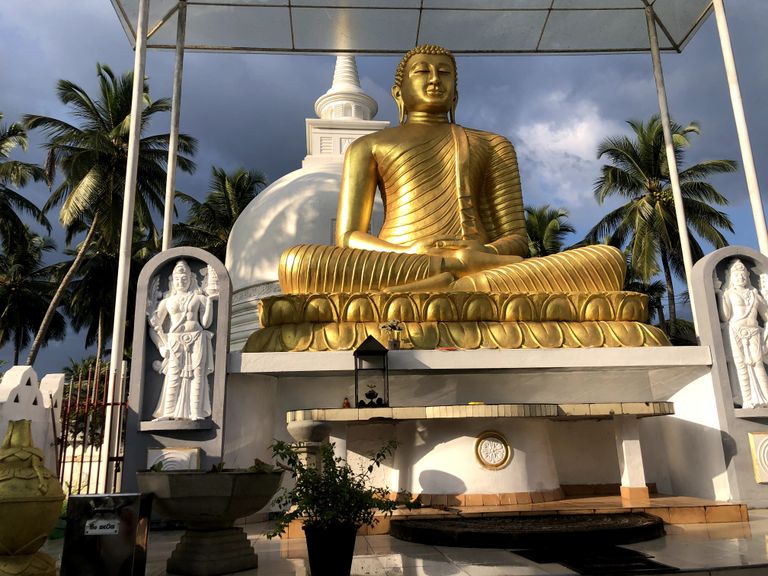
xmin=347 ymin=124 xmax=515 ymax=155
xmin=350 ymin=124 xmax=443 ymax=154
xmin=346 ymin=126 xmax=400 ymax=153
xmin=462 ymin=126 xmax=514 ymax=147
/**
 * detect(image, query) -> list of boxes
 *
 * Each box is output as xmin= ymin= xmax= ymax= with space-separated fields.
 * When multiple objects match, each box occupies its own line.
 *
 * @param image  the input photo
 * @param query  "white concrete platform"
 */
xmin=229 ymin=346 xmax=713 ymax=375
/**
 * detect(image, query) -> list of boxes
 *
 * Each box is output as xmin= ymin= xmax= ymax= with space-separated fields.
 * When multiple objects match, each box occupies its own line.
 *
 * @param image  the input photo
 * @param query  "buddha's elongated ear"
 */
xmin=391 ymin=85 xmax=406 ymax=124
xmin=450 ymin=92 xmax=458 ymax=124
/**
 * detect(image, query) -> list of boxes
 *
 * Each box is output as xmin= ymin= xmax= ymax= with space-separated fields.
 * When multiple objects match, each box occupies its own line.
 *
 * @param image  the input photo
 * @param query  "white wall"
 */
xmin=0 ymin=366 xmax=64 ymax=471
xmin=649 ymin=371 xmax=733 ymax=500
xmin=225 ymin=350 xmax=747 ymax=502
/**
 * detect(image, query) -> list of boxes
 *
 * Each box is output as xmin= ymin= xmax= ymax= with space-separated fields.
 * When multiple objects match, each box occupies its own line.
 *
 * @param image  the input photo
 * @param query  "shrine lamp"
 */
xmin=353 ymin=336 xmax=389 ymax=408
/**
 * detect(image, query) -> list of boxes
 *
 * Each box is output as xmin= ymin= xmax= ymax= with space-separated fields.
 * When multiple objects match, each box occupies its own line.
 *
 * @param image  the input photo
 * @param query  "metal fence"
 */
xmin=58 ymin=361 xmax=128 ymax=495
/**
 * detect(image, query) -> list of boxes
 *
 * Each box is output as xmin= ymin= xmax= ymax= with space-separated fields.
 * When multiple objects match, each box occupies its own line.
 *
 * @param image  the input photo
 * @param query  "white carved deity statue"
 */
xmin=147 ymin=260 xmax=219 ymax=421
xmin=721 ymin=259 xmax=768 ymax=408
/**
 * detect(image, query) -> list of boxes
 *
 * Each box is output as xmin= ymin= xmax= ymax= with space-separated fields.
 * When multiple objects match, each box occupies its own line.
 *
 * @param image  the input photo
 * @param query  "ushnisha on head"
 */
xmin=392 ymin=44 xmax=458 ymax=124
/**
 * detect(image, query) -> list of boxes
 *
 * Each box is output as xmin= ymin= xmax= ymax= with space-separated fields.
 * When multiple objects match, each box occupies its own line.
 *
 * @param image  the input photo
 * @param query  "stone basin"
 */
xmin=137 ymin=469 xmax=282 ymax=529
xmin=136 ymin=470 xmax=283 ymax=576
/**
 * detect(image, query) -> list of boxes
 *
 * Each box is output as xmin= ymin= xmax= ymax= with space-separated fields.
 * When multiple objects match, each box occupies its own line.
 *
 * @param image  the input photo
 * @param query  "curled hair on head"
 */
xmin=393 ymin=44 xmax=458 ymax=123
xmin=394 ymin=44 xmax=457 ymax=89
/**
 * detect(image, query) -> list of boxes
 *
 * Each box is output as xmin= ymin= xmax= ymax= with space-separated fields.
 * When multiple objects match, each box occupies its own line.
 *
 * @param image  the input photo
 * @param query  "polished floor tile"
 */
xmin=42 ymin=509 xmax=768 ymax=575
xmin=384 ymin=565 xmax=470 ymax=576
xmin=378 ymin=552 xmax=456 ymax=568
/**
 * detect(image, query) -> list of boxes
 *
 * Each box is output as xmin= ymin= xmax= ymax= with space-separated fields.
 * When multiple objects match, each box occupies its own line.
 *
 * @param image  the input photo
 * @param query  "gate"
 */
xmin=57 ymin=361 xmax=128 ymax=495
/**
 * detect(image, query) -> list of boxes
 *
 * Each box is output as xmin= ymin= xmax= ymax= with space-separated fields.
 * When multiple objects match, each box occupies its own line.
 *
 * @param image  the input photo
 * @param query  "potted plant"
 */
xmin=268 ymin=440 xmax=410 ymax=576
xmin=380 ymin=319 xmax=404 ymax=349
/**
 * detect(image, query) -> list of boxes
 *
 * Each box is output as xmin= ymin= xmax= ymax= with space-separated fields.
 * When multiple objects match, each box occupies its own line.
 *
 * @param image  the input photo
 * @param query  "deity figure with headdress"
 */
xmin=147 ymin=260 xmax=218 ymax=420
xmin=721 ymin=258 xmax=768 ymax=408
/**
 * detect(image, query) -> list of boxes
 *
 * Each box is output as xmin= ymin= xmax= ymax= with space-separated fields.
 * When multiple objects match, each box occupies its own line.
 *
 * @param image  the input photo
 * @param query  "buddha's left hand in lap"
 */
xmin=415 ymin=239 xmax=524 ymax=277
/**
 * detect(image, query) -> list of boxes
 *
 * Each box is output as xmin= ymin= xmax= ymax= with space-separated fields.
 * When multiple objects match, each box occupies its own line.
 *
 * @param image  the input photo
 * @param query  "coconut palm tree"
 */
xmin=63 ymin=223 xmax=155 ymax=368
xmin=23 ymin=64 xmax=197 ymax=366
xmin=524 ymin=205 xmax=576 ymax=257
xmin=622 ymin=252 xmax=667 ymax=329
xmin=0 ymin=227 xmax=65 ymax=364
xmin=0 ymin=112 xmax=50 ymax=243
xmin=62 ymin=239 xmax=118 ymax=367
xmin=584 ymin=116 xmax=735 ymax=324
xmin=174 ymin=167 xmax=267 ymax=261
xmin=62 ymin=356 xmax=101 ymax=382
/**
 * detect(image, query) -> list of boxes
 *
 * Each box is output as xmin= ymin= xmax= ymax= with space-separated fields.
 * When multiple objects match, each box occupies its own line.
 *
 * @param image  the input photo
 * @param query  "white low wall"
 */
xmin=0 ymin=366 xmax=64 ymax=471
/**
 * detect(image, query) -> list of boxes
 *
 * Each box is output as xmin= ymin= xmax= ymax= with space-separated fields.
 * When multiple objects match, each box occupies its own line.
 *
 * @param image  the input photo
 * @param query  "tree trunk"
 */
xmin=656 ymin=302 xmax=667 ymax=334
xmin=94 ymin=307 xmax=104 ymax=389
xmin=13 ymin=327 xmax=21 ymax=365
xmin=660 ymin=249 xmax=677 ymax=325
xmin=26 ymin=214 xmax=100 ymax=366
xmin=96 ymin=308 xmax=104 ymax=362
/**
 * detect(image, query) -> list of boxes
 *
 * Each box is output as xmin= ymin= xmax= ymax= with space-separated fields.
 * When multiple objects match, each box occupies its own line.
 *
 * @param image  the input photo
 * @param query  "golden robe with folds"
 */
xmin=279 ymin=124 xmax=624 ymax=294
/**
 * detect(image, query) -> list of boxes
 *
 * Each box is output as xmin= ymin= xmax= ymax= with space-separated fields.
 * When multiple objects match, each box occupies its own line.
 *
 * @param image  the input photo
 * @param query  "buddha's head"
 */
xmin=392 ymin=44 xmax=458 ymax=124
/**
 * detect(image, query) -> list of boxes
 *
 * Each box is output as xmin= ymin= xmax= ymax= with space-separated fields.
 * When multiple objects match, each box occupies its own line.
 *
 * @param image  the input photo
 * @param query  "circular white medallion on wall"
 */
xmin=475 ymin=431 xmax=512 ymax=470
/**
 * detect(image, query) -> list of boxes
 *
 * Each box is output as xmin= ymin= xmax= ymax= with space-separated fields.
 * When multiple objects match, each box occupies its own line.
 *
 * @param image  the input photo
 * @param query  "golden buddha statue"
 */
xmin=245 ymin=45 xmax=669 ymax=352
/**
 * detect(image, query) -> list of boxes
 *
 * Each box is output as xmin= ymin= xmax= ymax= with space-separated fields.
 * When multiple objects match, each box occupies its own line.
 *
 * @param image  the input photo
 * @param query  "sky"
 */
xmin=2 ymin=0 xmax=768 ymax=375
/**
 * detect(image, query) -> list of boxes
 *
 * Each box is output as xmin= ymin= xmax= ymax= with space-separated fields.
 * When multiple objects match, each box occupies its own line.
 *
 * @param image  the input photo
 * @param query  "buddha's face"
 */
xmin=396 ymin=53 xmax=456 ymax=116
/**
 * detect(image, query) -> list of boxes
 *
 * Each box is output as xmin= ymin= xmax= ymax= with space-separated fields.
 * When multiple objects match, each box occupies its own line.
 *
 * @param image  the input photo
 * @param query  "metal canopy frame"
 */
xmin=109 ymin=0 xmax=714 ymax=55
xmin=99 ymin=1 xmax=767 ymax=488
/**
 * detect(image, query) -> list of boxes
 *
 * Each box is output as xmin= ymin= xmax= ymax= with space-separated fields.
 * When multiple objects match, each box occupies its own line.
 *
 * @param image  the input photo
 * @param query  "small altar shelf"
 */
xmin=285 ymin=402 xmax=674 ymax=423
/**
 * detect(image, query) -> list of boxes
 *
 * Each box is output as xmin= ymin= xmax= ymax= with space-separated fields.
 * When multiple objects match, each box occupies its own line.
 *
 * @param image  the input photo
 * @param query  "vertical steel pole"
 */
xmin=162 ymin=0 xmax=187 ymax=251
xmin=645 ymin=6 xmax=698 ymax=334
xmin=104 ymin=0 xmax=150 ymax=492
xmin=712 ymin=0 xmax=768 ymax=255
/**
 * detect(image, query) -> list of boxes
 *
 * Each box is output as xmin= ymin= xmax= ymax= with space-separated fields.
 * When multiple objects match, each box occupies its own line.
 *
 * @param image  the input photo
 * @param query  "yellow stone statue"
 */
xmin=246 ymin=45 xmax=669 ymax=351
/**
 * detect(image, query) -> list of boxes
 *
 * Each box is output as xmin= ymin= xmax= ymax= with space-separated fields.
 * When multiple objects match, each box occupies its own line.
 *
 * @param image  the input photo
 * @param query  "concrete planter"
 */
xmin=137 ymin=470 xmax=282 ymax=576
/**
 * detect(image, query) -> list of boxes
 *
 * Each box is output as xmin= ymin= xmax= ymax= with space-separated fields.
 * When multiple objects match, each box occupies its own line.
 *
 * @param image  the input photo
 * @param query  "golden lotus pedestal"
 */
xmin=244 ymin=291 xmax=670 ymax=352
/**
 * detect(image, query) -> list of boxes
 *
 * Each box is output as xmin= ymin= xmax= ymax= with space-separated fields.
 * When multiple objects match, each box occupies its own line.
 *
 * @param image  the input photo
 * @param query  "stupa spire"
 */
xmin=314 ymin=55 xmax=378 ymax=121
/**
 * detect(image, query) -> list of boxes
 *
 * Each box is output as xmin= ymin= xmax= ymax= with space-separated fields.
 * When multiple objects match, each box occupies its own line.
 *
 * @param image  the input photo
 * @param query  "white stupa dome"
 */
xmin=226 ymin=55 xmax=389 ymax=349
xmin=227 ymin=169 xmax=343 ymax=289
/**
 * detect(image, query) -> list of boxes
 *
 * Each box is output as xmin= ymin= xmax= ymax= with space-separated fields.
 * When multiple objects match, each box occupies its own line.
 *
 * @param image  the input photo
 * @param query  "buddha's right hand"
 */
xmin=411 ymin=238 xmax=489 ymax=253
xmin=443 ymin=250 xmax=524 ymax=276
